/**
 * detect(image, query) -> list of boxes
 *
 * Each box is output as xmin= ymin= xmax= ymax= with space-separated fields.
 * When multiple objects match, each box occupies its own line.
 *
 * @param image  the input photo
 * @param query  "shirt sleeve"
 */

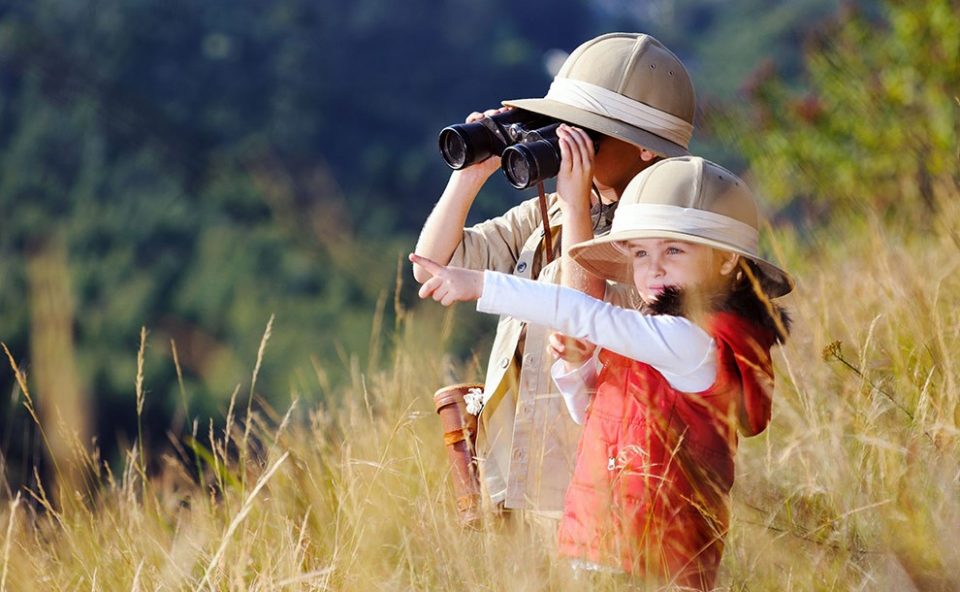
xmin=550 ymin=355 xmax=598 ymax=425
xmin=448 ymin=196 xmax=542 ymax=272
xmin=477 ymin=271 xmax=717 ymax=392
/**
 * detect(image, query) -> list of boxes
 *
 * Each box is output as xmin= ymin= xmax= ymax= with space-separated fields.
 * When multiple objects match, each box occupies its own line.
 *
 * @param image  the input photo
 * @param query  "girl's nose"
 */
xmin=650 ymin=253 xmax=666 ymax=276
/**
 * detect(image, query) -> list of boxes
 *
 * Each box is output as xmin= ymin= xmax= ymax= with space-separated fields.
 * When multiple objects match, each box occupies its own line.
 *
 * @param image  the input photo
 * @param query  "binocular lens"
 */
xmin=439 ymin=121 xmax=505 ymax=170
xmin=439 ymin=128 xmax=471 ymax=169
xmin=502 ymin=146 xmax=536 ymax=190
xmin=502 ymin=140 xmax=560 ymax=189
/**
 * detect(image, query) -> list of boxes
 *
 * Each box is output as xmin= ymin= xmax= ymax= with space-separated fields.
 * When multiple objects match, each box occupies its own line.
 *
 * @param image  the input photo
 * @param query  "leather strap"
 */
xmin=537 ymin=181 xmax=554 ymax=264
xmin=443 ymin=429 xmax=469 ymax=447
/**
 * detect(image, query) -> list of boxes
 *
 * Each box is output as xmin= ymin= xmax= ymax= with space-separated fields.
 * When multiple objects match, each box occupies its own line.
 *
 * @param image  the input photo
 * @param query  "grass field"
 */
xmin=1 ymin=205 xmax=958 ymax=591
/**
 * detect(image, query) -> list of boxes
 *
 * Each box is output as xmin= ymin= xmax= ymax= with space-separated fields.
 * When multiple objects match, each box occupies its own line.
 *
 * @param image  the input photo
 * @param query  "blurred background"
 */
xmin=0 ymin=0 xmax=956 ymax=489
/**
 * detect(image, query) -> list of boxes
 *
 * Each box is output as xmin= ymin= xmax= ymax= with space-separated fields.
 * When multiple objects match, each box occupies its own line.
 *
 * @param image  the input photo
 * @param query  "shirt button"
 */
xmin=499 ymin=356 xmax=510 ymax=369
xmin=607 ymin=457 xmax=616 ymax=471
xmin=516 ymin=261 xmax=528 ymax=273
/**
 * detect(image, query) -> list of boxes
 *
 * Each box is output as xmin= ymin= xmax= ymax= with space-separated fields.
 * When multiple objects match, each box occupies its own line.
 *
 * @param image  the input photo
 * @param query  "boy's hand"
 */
xmin=455 ymin=107 xmax=513 ymax=182
xmin=555 ymin=124 xmax=595 ymax=213
xmin=548 ymin=332 xmax=595 ymax=368
xmin=409 ymin=253 xmax=484 ymax=306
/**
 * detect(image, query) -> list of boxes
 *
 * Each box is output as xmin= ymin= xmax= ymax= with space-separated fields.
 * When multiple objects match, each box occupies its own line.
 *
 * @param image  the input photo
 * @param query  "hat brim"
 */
xmin=569 ymin=230 xmax=795 ymax=298
xmin=502 ymin=97 xmax=689 ymax=158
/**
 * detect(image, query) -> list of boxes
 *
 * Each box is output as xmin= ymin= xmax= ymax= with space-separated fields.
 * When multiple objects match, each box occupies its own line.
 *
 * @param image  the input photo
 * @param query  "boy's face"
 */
xmin=622 ymin=239 xmax=737 ymax=305
xmin=591 ymin=136 xmax=656 ymax=196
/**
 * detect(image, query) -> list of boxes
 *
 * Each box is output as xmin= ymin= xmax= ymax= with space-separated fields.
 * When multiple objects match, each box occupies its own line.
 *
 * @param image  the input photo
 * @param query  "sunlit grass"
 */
xmin=1 ymin=207 xmax=958 ymax=591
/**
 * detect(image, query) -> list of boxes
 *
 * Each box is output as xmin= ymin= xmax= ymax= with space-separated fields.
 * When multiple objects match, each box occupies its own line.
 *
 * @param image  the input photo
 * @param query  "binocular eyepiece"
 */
xmin=438 ymin=110 xmax=600 ymax=190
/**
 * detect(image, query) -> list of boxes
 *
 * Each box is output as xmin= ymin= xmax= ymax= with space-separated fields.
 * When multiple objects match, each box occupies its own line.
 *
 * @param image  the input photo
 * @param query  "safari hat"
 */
xmin=569 ymin=157 xmax=794 ymax=297
xmin=503 ymin=33 xmax=695 ymax=158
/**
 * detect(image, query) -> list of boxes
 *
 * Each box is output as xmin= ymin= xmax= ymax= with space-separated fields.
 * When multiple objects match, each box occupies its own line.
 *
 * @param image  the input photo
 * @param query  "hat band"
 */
xmin=545 ymin=77 xmax=693 ymax=147
xmin=611 ymin=203 xmax=759 ymax=254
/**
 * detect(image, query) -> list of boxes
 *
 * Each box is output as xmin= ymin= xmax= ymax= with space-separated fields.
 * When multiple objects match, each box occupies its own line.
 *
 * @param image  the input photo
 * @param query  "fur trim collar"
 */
xmin=644 ymin=280 xmax=792 ymax=343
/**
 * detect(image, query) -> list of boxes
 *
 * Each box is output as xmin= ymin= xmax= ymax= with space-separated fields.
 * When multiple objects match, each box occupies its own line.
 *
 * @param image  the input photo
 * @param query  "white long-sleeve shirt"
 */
xmin=476 ymin=271 xmax=717 ymax=424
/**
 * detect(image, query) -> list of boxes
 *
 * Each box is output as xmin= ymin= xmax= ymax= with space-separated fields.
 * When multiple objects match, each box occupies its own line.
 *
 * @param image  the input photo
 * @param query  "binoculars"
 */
xmin=438 ymin=110 xmax=599 ymax=189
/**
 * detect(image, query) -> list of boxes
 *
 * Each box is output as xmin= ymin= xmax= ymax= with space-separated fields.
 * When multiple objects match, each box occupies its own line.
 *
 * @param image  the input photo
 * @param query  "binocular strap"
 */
xmin=537 ymin=182 xmax=554 ymax=265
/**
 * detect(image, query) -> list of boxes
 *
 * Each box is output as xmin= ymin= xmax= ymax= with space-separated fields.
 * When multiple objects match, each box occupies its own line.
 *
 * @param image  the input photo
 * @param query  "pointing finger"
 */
xmin=409 ymin=253 xmax=445 ymax=277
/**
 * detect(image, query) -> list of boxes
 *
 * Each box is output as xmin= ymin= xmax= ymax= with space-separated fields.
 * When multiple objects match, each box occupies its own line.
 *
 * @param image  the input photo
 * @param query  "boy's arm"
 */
xmin=556 ymin=125 xmax=605 ymax=300
xmin=412 ymin=165 xmax=493 ymax=283
xmin=551 ymin=125 xmax=602 ymax=384
xmin=413 ymin=108 xmax=526 ymax=283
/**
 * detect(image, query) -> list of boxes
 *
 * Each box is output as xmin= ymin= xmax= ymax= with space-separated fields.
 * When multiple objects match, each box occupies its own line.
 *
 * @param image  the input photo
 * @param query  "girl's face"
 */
xmin=623 ymin=238 xmax=738 ymax=305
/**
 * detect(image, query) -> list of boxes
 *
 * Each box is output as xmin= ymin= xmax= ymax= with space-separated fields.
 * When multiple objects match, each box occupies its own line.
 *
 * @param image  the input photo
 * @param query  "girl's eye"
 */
xmin=632 ymin=249 xmax=646 ymax=258
xmin=666 ymin=246 xmax=683 ymax=255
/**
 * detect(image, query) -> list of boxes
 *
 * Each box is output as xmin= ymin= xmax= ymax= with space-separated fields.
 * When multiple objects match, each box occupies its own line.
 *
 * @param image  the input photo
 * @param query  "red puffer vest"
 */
xmin=556 ymin=311 xmax=776 ymax=590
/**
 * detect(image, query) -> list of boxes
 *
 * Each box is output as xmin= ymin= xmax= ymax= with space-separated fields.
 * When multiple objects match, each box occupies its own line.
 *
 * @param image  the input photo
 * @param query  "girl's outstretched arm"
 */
xmin=411 ymin=254 xmax=718 ymax=393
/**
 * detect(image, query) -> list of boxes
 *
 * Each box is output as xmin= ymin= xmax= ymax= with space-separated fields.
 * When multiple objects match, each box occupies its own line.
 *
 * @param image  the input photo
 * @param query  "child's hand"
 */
xmin=456 ymin=107 xmax=513 ymax=181
xmin=409 ymin=253 xmax=484 ymax=306
xmin=548 ymin=332 xmax=595 ymax=369
xmin=555 ymin=124 xmax=595 ymax=213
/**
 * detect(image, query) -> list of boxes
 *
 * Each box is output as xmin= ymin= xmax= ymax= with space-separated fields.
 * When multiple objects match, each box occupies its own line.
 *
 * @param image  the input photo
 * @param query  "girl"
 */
xmin=410 ymin=156 xmax=792 ymax=590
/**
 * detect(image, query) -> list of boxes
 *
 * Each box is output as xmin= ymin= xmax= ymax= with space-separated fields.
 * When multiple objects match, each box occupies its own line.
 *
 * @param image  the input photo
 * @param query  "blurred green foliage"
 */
xmin=716 ymin=0 xmax=960 ymax=222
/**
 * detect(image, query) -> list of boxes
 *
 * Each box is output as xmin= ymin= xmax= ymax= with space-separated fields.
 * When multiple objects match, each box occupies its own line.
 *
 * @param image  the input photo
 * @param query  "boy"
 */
xmin=412 ymin=32 xmax=697 ymax=515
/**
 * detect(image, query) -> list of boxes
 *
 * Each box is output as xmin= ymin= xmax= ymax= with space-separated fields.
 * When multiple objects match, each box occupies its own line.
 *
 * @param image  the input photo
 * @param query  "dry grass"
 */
xmin=0 ymin=207 xmax=958 ymax=591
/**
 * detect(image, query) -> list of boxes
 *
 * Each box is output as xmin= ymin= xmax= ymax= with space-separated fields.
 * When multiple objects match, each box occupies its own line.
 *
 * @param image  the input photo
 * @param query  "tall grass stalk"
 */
xmin=0 ymin=493 xmax=19 ymax=592
xmin=241 ymin=315 xmax=274 ymax=491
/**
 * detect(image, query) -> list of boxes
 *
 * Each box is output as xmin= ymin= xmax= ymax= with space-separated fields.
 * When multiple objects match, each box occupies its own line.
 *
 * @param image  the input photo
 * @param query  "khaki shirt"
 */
xmin=449 ymin=193 xmax=634 ymax=512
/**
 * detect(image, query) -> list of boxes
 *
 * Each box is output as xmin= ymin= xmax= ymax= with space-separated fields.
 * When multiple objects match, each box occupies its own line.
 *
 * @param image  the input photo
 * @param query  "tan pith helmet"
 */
xmin=503 ymin=33 xmax=695 ymax=157
xmin=569 ymin=157 xmax=794 ymax=297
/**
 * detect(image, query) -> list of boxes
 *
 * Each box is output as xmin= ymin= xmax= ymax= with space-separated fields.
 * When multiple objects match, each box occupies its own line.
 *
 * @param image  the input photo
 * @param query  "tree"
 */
xmin=716 ymin=0 xmax=960 ymax=221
